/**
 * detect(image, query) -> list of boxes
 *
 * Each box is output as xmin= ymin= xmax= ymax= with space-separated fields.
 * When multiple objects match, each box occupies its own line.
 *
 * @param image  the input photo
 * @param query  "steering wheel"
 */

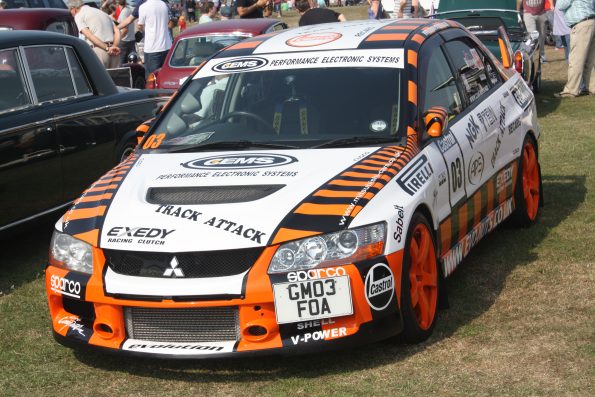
xmin=221 ymin=111 xmax=277 ymax=135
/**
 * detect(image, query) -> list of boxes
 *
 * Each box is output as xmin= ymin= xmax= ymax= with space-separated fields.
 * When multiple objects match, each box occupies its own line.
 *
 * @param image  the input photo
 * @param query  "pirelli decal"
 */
xmin=270 ymin=137 xmax=420 ymax=245
xmin=439 ymin=161 xmax=518 ymax=276
xmin=62 ymin=154 xmax=139 ymax=246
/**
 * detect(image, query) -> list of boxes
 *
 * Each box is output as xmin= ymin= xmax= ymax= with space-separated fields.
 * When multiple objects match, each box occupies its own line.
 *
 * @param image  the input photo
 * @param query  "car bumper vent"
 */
xmin=104 ymin=247 xmax=264 ymax=278
xmin=146 ymin=184 xmax=285 ymax=205
xmin=125 ymin=306 xmax=240 ymax=342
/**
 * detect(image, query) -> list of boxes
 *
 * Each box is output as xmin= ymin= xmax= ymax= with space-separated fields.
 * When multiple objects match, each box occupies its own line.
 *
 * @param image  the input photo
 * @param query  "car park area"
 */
xmin=0 ymin=4 xmax=593 ymax=396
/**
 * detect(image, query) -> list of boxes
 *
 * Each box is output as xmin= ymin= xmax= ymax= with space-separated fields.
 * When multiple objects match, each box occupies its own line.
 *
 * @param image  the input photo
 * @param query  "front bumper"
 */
xmin=46 ymin=248 xmax=405 ymax=358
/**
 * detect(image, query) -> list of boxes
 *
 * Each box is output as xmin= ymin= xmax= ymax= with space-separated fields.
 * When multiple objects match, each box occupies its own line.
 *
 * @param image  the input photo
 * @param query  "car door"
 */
xmin=22 ymin=44 xmax=117 ymax=202
xmin=0 ymin=47 xmax=62 ymax=230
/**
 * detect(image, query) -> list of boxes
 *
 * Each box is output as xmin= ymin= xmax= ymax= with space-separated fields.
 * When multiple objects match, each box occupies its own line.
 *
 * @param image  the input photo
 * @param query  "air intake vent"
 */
xmin=104 ymin=248 xmax=264 ymax=278
xmin=125 ymin=307 xmax=240 ymax=342
xmin=146 ymin=185 xmax=285 ymax=205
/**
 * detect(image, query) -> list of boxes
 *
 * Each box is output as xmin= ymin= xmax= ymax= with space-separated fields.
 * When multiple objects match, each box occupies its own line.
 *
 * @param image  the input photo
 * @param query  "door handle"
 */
xmin=46 ymin=126 xmax=54 ymax=133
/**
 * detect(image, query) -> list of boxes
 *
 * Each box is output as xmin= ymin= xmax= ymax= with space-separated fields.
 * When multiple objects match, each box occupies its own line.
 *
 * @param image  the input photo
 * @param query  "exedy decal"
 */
xmin=106 ymin=226 xmax=174 ymax=245
xmin=182 ymin=154 xmax=297 ymax=170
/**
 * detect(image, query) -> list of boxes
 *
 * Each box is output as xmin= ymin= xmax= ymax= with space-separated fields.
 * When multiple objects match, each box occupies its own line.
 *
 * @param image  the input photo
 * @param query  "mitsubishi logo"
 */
xmin=163 ymin=256 xmax=184 ymax=278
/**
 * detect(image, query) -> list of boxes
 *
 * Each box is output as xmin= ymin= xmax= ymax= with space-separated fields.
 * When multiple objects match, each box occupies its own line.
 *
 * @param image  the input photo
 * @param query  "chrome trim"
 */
xmin=0 ymin=201 xmax=71 ymax=233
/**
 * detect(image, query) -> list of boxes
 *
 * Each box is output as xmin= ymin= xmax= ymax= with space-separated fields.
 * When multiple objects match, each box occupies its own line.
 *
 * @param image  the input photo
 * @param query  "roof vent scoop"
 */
xmin=146 ymin=185 xmax=285 ymax=205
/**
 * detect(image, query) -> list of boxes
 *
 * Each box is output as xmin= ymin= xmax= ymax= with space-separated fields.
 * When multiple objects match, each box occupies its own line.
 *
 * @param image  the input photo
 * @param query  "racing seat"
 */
xmin=188 ymin=42 xmax=217 ymax=66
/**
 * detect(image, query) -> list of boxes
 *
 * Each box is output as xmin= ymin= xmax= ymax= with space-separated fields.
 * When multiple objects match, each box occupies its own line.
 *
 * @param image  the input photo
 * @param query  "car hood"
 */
xmin=61 ymin=147 xmax=407 ymax=252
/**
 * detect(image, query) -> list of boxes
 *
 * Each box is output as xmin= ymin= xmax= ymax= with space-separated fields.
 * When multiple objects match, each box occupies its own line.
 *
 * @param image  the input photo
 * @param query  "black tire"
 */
xmin=510 ymin=136 xmax=542 ymax=227
xmin=532 ymin=64 xmax=542 ymax=93
xmin=399 ymin=212 xmax=440 ymax=343
xmin=116 ymin=140 xmax=136 ymax=163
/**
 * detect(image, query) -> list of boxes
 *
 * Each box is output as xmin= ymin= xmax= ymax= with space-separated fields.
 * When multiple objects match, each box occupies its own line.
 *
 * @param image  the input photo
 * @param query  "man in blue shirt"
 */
xmin=555 ymin=0 xmax=595 ymax=97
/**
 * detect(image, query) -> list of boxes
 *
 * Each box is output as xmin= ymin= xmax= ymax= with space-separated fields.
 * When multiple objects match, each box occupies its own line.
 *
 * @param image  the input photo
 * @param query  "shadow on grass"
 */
xmin=69 ymin=174 xmax=586 ymax=383
xmin=0 ymin=218 xmax=55 ymax=296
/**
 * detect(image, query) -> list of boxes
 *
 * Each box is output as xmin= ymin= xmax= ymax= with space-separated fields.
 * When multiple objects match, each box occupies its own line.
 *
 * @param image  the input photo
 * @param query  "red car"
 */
xmin=0 ymin=8 xmax=77 ymax=36
xmin=147 ymin=19 xmax=288 ymax=90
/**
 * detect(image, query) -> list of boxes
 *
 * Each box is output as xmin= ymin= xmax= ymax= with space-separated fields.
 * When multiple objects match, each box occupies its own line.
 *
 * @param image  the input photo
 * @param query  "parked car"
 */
xmin=0 ymin=31 xmax=170 ymax=234
xmin=45 ymin=19 xmax=542 ymax=358
xmin=147 ymin=18 xmax=288 ymax=90
xmin=435 ymin=0 xmax=542 ymax=92
xmin=0 ymin=8 xmax=77 ymax=36
xmin=3 ymin=0 xmax=66 ymax=8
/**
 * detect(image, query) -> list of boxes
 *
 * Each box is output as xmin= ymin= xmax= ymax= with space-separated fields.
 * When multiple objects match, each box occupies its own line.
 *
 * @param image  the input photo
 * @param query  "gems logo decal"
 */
xmin=212 ymin=57 xmax=268 ymax=73
xmin=182 ymin=153 xmax=298 ymax=170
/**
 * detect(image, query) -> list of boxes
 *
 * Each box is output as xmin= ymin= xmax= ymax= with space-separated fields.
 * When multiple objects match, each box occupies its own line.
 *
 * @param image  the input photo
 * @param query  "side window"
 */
xmin=444 ymin=40 xmax=491 ymax=104
xmin=422 ymin=48 xmax=463 ymax=118
xmin=65 ymin=47 xmax=93 ymax=95
xmin=24 ymin=46 xmax=76 ymax=103
xmin=0 ymin=49 xmax=32 ymax=113
xmin=46 ymin=21 xmax=69 ymax=35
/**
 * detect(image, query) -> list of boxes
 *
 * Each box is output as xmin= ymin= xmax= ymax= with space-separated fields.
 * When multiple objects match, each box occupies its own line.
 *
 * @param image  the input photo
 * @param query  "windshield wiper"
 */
xmin=312 ymin=136 xmax=399 ymax=149
xmin=168 ymin=140 xmax=300 ymax=153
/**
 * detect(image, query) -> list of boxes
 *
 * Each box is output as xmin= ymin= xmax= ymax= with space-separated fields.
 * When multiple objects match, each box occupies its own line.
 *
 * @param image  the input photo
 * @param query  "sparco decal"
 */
xmin=212 ymin=57 xmax=268 ymax=73
xmin=106 ymin=226 xmax=175 ymax=245
xmin=442 ymin=198 xmax=514 ymax=276
xmin=393 ymin=205 xmax=405 ymax=243
xmin=182 ymin=153 xmax=297 ymax=170
xmin=286 ymin=32 xmax=342 ymax=47
xmin=468 ymin=152 xmax=485 ymax=186
xmin=287 ymin=267 xmax=346 ymax=283
xmin=396 ymin=154 xmax=434 ymax=196
xmin=290 ymin=327 xmax=347 ymax=345
xmin=436 ymin=133 xmax=457 ymax=153
xmin=364 ymin=263 xmax=395 ymax=311
xmin=50 ymin=275 xmax=81 ymax=299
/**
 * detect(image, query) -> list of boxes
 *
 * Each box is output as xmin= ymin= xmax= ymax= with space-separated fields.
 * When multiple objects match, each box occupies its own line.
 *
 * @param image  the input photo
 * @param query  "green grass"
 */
xmin=1 ymin=21 xmax=594 ymax=397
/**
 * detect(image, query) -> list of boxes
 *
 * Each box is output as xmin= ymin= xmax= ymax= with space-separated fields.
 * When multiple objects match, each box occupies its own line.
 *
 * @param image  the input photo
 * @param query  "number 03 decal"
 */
xmin=142 ymin=133 xmax=165 ymax=149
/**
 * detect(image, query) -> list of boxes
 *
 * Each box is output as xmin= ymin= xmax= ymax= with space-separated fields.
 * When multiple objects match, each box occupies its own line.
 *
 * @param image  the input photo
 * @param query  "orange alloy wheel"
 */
xmin=408 ymin=223 xmax=438 ymax=330
xmin=522 ymin=142 xmax=540 ymax=220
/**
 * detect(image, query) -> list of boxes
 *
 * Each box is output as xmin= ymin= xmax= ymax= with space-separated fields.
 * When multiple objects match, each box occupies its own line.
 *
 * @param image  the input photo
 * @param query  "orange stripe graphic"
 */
xmin=408 ymin=50 xmax=418 ymax=68
xmin=314 ymin=190 xmax=361 ymax=198
xmin=366 ymin=33 xmax=409 ymax=42
xmin=65 ymin=206 xmax=106 ymax=221
xmin=295 ymin=203 xmax=361 ymax=216
xmin=272 ymin=228 xmax=319 ymax=245
xmin=229 ymin=40 xmax=262 ymax=50
xmin=85 ymin=184 xmax=119 ymax=193
xmin=75 ymin=193 xmax=113 ymax=203
xmin=74 ymin=229 xmax=99 ymax=246
xmin=328 ymin=179 xmax=368 ymax=187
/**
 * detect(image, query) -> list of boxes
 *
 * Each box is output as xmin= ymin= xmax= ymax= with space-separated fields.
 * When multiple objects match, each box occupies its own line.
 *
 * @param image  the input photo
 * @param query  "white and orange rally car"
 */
xmin=46 ymin=19 xmax=542 ymax=357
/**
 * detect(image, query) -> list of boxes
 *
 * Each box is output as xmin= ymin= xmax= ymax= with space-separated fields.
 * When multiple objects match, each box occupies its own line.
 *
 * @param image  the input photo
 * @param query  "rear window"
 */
xmin=169 ymin=35 xmax=249 ymax=68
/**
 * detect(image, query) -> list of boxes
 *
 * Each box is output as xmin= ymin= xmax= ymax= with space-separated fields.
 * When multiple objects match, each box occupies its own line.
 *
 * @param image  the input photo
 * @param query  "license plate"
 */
xmin=273 ymin=276 xmax=353 ymax=324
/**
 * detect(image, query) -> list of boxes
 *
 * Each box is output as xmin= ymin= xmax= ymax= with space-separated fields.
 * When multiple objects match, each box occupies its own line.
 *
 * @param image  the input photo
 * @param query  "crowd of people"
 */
xmin=56 ymin=0 xmax=593 ymax=98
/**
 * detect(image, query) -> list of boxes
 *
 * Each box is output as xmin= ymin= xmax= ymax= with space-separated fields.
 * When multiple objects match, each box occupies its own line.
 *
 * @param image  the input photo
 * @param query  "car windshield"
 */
xmin=169 ymin=35 xmax=249 ymax=68
xmin=147 ymin=67 xmax=404 ymax=150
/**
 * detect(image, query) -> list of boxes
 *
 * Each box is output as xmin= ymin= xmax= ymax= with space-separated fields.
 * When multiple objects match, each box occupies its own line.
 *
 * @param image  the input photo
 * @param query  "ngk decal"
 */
xmin=287 ymin=267 xmax=346 ymax=282
xmin=50 ymin=275 xmax=82 ymax=299
xmin=364 ymin=263 xmax=395 ymax=311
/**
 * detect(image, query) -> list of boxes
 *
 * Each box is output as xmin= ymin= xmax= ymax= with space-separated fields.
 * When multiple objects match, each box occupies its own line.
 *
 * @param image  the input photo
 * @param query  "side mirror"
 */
xmin=424 ymin=106 xmax=448 ymax=138
xmin=497 ymin=26 xmax=514 ymax=69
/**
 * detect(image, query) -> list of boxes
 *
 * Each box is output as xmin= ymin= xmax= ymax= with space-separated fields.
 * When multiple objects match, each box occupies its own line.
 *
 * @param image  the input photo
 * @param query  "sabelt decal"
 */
xmin=212 ymin=57 xmax=268 ymax=72
xmin=393 ymin=205 xmax=405 ymax=243
xmin=286 ymin=32 xmax=342 ymax=47
xmin=468 ymin=152 xmax=485 ymax=186
xmin=396 ymin=154 xmax=434 ymax=196
xmin=182 ymin=153 xmax=297 ymax=170
xmin=122 ymin=340 xmax=235 ymax=355
xmin=364 ymin=263 xmax=395 ymax=311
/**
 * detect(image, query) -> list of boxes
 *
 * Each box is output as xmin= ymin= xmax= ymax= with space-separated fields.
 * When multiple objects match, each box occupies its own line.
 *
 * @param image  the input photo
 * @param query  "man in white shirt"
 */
xmin=138 ymin=0 xmax=172 ymax=76
xmin=67 ymin=0 xmax=121 ymax=68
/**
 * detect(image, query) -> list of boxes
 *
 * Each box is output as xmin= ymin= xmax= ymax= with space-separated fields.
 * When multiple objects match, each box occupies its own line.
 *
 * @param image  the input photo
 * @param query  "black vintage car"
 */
xmin=0 ymin=31 xmax=170 ymax=233
xmin=435 ymin=0 xmax=542 ymax=92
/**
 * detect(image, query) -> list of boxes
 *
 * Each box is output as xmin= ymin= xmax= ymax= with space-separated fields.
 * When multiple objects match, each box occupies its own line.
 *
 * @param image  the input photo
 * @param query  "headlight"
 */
xmin=49 ymin=231 xmax=93 ymax=274
xmin=268 ymin=223 xmax=386 ymax=273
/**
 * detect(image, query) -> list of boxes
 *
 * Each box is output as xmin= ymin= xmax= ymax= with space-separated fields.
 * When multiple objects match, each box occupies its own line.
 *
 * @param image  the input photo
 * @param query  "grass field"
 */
xmin=1 ymin=12 xmax=594 ymax=397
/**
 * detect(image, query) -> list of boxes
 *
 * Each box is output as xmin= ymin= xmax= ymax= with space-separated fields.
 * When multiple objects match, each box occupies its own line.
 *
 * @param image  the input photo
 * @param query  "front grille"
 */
xmin=146 ymin=185 xmax=285 ymax=205
xmin=104 ymin=248 xmax=264 ymax=278
xmin=125 ymin=307 xmax=240 ymax=342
